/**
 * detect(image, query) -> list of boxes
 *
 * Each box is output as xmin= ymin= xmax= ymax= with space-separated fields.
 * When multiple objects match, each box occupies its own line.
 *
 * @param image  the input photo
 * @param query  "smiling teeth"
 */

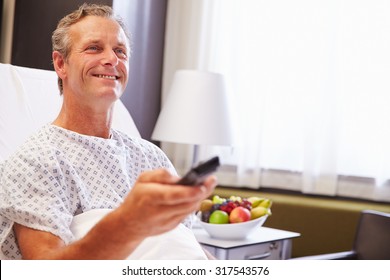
xmin=96 ymin=74 xmax=117 ymax=80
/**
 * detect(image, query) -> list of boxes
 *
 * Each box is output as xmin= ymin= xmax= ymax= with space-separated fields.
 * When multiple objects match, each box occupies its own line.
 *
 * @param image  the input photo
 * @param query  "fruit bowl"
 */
xmin=197 ymin=195 xmax=272 ymax=240
xmin=198 ymin=214 xmax=268 ymax=240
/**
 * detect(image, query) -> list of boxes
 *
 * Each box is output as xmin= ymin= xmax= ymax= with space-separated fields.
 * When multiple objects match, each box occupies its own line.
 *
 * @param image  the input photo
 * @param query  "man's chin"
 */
xmin=95 ymin=87 xmax=123 ymax=99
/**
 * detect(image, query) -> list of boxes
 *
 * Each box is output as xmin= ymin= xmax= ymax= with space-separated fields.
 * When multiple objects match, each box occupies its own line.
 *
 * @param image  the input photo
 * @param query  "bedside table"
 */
xmin=192 ymin=226 xmax=300 ymax=260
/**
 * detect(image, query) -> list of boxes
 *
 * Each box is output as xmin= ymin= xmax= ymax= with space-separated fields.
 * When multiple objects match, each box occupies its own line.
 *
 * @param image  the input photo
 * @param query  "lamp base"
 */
xmin=192 ymin=144 xmax=199 ymax=167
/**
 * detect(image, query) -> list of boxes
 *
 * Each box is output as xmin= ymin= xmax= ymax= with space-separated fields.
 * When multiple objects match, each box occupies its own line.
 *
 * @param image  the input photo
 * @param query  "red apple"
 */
xmin=229 ymin=206 xmax=251 ymax=223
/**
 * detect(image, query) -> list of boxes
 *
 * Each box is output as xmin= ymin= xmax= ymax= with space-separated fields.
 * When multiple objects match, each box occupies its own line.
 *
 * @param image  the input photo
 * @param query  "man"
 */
xmin=0 ymin=4 xmax=216 ymax=259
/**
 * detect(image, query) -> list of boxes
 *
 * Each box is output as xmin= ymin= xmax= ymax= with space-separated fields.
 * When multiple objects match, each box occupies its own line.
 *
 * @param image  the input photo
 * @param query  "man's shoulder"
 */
xmin=111 ymin=129 xmax=175 ymax=172
xmin=112 ymin=129 xmax=154 ymax=147
xmin=20 ymin=124 xmax=54 ymax=147
xmin=5 ymin=124 xmax=56 ymax=162
xmin=112 ymin=129 xmax=168 ymax=157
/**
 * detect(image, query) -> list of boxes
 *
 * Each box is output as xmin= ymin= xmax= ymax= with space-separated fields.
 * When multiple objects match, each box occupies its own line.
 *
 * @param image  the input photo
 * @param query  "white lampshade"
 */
xmin=152 ymin=70 xmax=234 ymax=146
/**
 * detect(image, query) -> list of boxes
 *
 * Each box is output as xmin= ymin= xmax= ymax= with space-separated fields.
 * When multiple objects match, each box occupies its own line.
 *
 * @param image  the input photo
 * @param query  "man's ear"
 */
xmin=52 ymin=51 xmax=66 ymax=80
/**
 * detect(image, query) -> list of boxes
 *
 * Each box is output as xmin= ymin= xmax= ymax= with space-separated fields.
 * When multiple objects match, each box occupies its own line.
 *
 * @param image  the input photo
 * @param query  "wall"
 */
xmin=0 ymin=0 xmax=14 ymax=63
xmin=0 ymin=0 xmax=2 ymax=44
xmin=11 ymin=0 xmax=112 ymax=70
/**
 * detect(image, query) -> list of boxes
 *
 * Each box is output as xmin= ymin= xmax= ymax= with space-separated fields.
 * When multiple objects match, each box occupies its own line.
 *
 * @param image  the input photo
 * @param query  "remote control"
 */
xmin=176 ymin=156 xmax=220 ymax=186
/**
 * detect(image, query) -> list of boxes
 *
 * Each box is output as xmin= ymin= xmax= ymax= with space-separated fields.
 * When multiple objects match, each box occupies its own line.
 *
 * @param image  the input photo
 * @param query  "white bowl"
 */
xmin=198 ymin=215 xmax=268 ymax=240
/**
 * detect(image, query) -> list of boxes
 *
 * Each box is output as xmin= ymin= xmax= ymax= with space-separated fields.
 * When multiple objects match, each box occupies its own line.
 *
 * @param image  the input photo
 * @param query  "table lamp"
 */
xmin=151 ymin=69 xmax=234 ymax=166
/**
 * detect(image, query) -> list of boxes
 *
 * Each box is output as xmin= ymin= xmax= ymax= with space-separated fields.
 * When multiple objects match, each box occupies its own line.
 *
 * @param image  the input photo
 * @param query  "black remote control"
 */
xmin=176 ymin=156 xmax=220 ymax=186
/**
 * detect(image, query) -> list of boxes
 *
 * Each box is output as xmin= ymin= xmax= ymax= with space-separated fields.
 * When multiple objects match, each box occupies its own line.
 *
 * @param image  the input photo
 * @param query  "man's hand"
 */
xmin=117 ymin=169 xmax=217 ymax=238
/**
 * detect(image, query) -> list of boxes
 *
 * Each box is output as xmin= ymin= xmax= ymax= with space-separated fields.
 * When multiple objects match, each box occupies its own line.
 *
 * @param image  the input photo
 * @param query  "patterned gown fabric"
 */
xmin=0 ymin=124 xmax=184 ymax=259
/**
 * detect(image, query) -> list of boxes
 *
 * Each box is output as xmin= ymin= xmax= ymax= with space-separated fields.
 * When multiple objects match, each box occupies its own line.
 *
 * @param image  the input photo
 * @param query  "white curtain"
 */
xmin=161 ymin=0 xmax=390 ymax=202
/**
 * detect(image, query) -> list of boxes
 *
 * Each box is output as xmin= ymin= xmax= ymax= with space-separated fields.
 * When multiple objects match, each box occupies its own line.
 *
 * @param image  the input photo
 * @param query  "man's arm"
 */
xmin=14 ymin=169 xmax=217 ymax=259
xmin=13 ymin=207 xmax=144 ymax=259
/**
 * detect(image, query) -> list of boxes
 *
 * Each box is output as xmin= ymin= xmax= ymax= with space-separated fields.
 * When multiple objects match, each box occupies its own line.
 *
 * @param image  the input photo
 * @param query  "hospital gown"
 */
xmin=0 ymin=124 xmax=185 ymax=259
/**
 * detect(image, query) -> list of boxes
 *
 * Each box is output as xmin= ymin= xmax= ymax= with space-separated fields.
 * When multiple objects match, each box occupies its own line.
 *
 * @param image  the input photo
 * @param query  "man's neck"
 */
xmin=53 ymin=101 xmax=115 ymax=139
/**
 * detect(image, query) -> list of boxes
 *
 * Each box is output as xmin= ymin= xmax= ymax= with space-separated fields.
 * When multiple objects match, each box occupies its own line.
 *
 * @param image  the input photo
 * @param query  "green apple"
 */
xmin=209 ymin=210 xmax=229 ymax=224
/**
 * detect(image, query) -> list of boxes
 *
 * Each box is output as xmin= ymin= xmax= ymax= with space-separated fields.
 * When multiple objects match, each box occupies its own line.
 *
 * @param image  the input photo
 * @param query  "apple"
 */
xmin=229 ymin=206 xmax=251 ymax=223
xmin=209 ymin=210 xmax=229 ymax=224
xmin=199 ymin=199 xmax=213 ymax=212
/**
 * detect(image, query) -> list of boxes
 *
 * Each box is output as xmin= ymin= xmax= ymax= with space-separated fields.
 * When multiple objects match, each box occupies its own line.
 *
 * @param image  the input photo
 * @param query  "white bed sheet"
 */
xmin=70 ymin=209 xmax=208 ymax=260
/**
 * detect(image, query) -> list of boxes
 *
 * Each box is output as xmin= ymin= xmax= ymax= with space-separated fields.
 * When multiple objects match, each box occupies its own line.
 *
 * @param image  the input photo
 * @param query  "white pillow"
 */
xmin=70 ymin=209 xmax=208 ymax=260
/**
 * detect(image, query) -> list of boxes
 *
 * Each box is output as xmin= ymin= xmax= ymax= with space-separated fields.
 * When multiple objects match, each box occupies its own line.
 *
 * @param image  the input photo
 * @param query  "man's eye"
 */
xmin=87 ymin=46 xmax=99 ymax=51
xmin=115 ymin=49 xmax=127 ymax=58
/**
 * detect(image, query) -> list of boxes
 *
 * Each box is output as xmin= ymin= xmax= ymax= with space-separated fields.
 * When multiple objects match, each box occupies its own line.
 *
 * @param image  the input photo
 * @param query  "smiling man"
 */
xmin=52 ymin=7 xmax=130 ymax=138
xmin=0 ymin=4 xmax=216 ymax=260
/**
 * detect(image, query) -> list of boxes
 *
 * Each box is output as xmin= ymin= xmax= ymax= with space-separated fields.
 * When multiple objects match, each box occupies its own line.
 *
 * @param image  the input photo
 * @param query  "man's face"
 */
xmin=62 ymin=16 xmax=129 ymax=107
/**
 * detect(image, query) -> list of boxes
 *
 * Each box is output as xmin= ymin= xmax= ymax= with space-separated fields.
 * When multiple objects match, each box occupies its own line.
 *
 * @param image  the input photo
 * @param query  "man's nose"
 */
xmin=102 ymin=49 xmax=119 ymax=66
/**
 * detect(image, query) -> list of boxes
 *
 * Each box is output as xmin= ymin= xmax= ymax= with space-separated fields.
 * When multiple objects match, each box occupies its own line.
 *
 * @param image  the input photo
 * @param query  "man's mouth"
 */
xmin=93 ymin=74 xmax=119 ymax=80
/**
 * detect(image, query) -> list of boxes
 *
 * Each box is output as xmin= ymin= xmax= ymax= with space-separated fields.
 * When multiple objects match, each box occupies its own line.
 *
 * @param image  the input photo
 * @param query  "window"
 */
xmin=163 ymin=0 xmax=390 ymax=202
